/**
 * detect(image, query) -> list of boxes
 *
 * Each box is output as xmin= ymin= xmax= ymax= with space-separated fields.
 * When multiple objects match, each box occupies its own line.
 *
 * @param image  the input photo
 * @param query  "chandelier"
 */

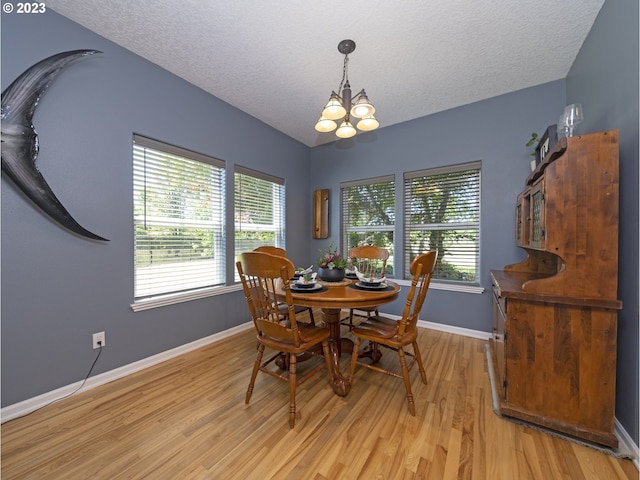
xmin=315 ymin=39 xmax=379 ymax=139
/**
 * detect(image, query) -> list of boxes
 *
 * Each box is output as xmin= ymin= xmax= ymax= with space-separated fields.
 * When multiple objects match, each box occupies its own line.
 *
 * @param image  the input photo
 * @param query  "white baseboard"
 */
xmin=367 ymin=310 xmax=493 ymax=340
xmin=1 ymin=322 xmax=254 ymax=423
xmin=615 ymin=418 xmax=640 ymax=468
xmin=418 ymin=319 xmax=493 ymax=340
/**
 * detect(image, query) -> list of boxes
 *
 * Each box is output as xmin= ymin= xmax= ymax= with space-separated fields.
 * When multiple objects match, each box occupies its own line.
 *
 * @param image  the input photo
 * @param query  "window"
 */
xmin=234 ymin=166 xmax=285 ymax=279
xmin=404 ymin=161 xmax=481 ymax=284
xmin=341 ymin=176 xmax=395 ymax=276
xmin=133 ymin=135 xmax=226 ymax=301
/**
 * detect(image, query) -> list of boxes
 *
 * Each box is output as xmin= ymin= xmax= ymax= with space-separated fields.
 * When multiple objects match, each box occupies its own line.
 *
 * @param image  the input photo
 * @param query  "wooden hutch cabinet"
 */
xmin=490 ymin=130 xmax=621 ymax=447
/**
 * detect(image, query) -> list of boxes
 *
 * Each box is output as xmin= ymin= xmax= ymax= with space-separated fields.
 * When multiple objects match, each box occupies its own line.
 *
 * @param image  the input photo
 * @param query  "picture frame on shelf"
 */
xmin=535 ymin=124 xmax=558 ymax=165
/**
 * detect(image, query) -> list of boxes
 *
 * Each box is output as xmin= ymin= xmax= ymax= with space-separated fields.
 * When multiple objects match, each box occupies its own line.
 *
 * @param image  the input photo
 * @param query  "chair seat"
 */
xmin=356 ymin=306 xmax=377 ymax=312
xmin=352 ymin=315 xmax=418 ymax=345
xmin=258 ymin=324 xmax=330 ymax=354
xmin=341 ymin=306 xmax=379 ymax=331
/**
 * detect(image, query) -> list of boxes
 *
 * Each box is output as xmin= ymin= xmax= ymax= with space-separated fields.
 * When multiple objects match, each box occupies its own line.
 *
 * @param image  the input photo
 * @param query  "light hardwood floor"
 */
xmin=2 ymin=311 xmax=637 ymax=479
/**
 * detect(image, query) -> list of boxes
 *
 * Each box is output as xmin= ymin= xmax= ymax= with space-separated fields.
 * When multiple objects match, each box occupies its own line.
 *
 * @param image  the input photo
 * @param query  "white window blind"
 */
xmin=133 ymin=135 xmax=226 ymax=301
xmin=404 ymin=161 xmax=481 ymax=284
xmin=341 ymin=175 xmax=395 ymax=276
xmin=234 ymin=166 xmax=285 ymax=279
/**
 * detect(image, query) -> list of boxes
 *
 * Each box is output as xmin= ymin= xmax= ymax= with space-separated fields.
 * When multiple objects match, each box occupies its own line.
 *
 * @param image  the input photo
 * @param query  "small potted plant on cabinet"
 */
xmin=526 ymin=132 xmax=539 ymax=171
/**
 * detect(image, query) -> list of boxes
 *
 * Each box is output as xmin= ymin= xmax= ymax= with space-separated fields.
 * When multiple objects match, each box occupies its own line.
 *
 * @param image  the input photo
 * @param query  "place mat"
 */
xmin=317 ymin=279 xmax=352 ymax=287
xmin=348 ymin=283 xmax=395 ymax=292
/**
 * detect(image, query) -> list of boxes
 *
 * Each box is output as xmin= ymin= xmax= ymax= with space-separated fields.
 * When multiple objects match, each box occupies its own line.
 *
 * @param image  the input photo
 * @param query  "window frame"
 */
xmin=340 ymin=175 xmax=395 ymax=277
xmin=403 ymin=161 xmax=482 ymax=286
xmin=131 ymin=135 xmax=227 ymax=311
xmin=234 ymin=165 xmax=286 ymax=281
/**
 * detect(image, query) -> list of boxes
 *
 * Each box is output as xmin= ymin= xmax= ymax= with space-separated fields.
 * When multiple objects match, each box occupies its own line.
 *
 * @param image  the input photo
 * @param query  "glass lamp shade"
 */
xmin=350 ymin=94 xmax=375 ymax=118
xmin=335 ymin=119 xmax=357 ymax=138
xmin=356 ymin=115 xmax=379 ymax=131
xmin=321 ymin=94 xmax=347 ymax=120
xmin=315 ymin=116 xmax=337 ymax=133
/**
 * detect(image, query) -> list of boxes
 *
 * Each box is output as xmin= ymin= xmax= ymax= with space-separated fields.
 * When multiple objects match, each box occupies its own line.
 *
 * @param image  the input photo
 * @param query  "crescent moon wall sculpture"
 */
xmin=1 ymin=49 xmax=109 ymax=241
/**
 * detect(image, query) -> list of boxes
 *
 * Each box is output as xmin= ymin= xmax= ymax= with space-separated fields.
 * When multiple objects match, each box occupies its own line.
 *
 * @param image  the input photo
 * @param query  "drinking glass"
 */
xmin=557 ymin=112 xmax=569 ymax=138
xmin=564 ymin=103 xmax=583 ymax=137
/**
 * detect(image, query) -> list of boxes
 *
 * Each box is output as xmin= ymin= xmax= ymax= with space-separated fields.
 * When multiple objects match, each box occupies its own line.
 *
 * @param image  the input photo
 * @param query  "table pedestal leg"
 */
xmin=321 ymin=308 xmax=352 ymax=396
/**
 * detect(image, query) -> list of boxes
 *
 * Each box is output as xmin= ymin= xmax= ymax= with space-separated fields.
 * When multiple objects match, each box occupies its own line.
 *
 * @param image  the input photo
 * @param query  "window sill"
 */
xmin=131 ymin=284 xmax=243 ymax=312
xmin=394 ymin=279 xmax=484 ymax=294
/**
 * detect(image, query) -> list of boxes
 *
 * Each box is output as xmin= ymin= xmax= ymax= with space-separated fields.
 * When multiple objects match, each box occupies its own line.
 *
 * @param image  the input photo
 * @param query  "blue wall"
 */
xmin=1 ymin=11 xmax=310 ymax=406
xmin=566 ymin=0 xmax=639 ymax=444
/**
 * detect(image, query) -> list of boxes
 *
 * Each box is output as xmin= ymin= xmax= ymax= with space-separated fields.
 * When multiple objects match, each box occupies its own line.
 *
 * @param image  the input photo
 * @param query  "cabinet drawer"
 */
xmin=492 ymin=284 xmax=506 ymax=320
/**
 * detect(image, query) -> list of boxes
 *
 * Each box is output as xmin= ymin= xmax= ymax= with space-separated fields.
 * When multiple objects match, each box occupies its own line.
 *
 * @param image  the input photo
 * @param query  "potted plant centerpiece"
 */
xmin=317 ymin=242 xmax=348 ymax=282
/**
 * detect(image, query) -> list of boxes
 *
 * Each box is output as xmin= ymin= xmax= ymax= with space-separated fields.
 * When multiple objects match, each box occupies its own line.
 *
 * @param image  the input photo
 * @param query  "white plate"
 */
xmin=291 ymin=283 xmax=323 ymax=292
xmin=355 ymin=271 xmax=386 ymax=284
xmin=355 ymin=281 xmax=387 ymax=290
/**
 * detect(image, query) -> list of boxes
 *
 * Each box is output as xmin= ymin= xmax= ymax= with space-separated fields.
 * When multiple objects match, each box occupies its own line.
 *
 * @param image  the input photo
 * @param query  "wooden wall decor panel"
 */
xmin=313 ymin=188 xmax=329 ymax=239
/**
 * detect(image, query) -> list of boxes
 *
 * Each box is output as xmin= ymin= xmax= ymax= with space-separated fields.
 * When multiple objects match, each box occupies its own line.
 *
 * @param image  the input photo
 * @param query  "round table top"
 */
xmin=278 ymin=279 xmax=400 ymax=310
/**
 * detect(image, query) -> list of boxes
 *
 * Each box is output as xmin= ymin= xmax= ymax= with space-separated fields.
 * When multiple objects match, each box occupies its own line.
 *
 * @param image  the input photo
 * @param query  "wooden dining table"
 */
xmin=277 ymin=278 xmax=401 ymax=396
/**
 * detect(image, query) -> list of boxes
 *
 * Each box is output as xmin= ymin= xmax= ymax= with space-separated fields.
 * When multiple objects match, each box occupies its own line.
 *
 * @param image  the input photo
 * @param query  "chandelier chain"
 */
xmin=337 ymin=54 xmax=349 ymax=95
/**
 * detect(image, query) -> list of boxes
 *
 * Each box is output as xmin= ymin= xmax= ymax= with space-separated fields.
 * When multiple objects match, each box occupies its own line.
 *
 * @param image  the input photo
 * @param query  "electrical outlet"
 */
xmin=92 ymin=331 xmax=106 ymax=349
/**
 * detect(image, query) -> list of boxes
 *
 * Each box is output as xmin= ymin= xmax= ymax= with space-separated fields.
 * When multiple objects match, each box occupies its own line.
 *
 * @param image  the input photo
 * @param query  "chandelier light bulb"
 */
xmin=356 ymin=115 xmax=379 ymax=131
xmin=321 ymin=93 xmax=346 ymax=120
xmin=336 ymin=119 xmax=357 ymax=138
xmin=350 ymin=92 xmax=375 ymax=118
xmin=315 ymin=116 xmax=337 ymax=133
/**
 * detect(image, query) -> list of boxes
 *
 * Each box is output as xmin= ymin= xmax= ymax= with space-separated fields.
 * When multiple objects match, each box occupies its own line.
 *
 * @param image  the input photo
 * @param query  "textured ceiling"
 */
xmin=47 ymin=0 xmax=605 ymax=147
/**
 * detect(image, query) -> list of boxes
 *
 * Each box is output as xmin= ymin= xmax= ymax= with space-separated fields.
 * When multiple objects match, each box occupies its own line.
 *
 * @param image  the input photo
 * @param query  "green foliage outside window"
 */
xmin=404 ymin=165 xmax=480 ymax=283
xmin=342 ymin=178 xmax=395 ymax=276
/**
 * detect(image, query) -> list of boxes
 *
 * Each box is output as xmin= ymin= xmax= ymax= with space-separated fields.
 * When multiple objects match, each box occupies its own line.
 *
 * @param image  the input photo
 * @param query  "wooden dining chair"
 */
xmin=236 ymin=252 xmax=333 ymax=428
xmin=348 ymin=250 xmax=437 ymax=416
xmin=252 ymin=245 xmax=287 ymax=257
xmin=253 ymin=246 xmax=316 ymax=325
xmin=343 ymin=245 xmax=390 ymax=330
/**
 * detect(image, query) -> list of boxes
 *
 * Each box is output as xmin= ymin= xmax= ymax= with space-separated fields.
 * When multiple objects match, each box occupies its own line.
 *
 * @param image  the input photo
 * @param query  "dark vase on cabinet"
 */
xmin=490 ymin=130 xmax=621 ymax=448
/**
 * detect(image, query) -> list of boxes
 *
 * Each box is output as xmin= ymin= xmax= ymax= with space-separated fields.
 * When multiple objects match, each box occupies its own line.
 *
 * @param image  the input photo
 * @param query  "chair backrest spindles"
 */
xmin=348 ymin=246 xmax=389 ymax=279
xmin=396 ymin=250 xmax=438 ymax=340
xmin=237 ymin=252 xmax=302 ymax=346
